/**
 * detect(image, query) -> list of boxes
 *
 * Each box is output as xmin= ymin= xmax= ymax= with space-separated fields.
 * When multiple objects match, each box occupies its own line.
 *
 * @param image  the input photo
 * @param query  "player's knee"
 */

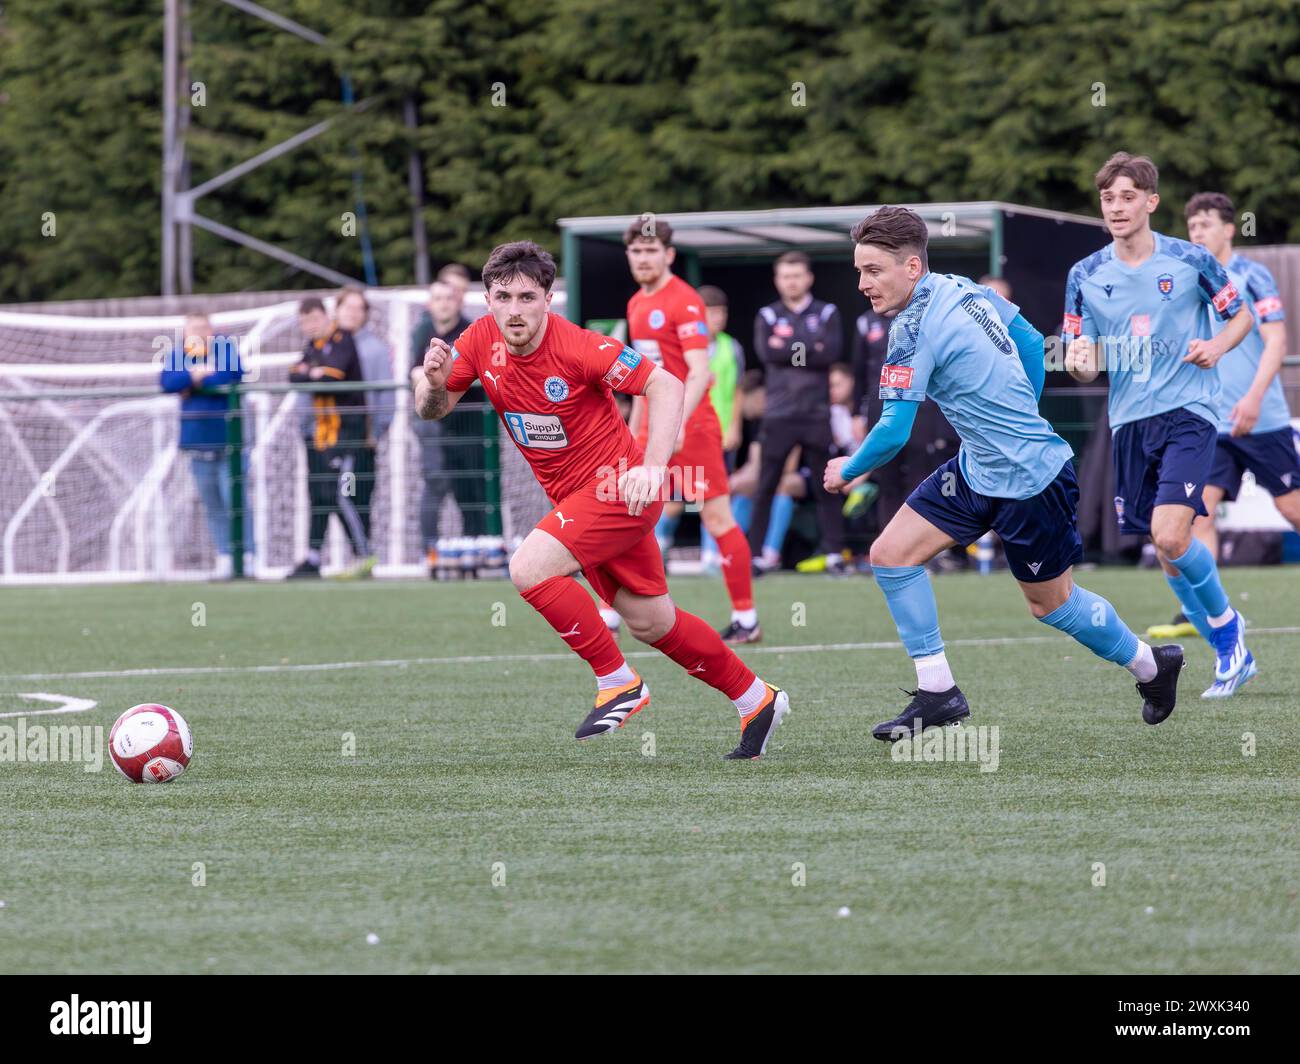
xmin=1274 ymin=490 xmax=1300 ymax=528
xmin=508 ymin=551 xmax=538 ymax=592
xmin=869 ymin=537 xmax=902 ymax=569
xmin=1151 ymin=523 xmax=1191 ymax=558
xmin=701 ymin=509 xmax=734 ymax=537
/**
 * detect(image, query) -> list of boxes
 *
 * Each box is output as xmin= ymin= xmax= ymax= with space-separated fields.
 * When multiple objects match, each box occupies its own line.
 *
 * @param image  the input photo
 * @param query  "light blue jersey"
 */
xmin=1062 ymin=232 xmax=1243 ymax=430
xmin=1212 ymin=253 xmax=1290 ymax=434
xmin=880 ymin=272 xmax=1073 ymax=500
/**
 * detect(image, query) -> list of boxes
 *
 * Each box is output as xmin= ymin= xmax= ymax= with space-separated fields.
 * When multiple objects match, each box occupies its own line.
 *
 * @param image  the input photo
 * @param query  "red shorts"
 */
xmin=538 ymin=478 xmax=669 ymax=602
xmin=638 ymin=413 xmax=730 ymax=504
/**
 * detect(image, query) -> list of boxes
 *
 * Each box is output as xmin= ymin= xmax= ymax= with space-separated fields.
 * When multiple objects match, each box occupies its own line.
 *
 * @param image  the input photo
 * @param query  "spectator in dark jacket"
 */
xmin=160 ymin=312 xmax=248 ymax=579
xmin=749 ymin=251 xmax=845 ymax=572
xmin=408 ymin=276 xmax=481 ymax=563
xmin=287 ymin=298 xmax=366 ymax=579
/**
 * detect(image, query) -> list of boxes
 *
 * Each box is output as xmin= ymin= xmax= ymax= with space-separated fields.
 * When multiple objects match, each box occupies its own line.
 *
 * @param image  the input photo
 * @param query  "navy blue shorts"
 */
xmin=1111 ymin=409 xmax=1216 ymax=535
xmin=906 ymin=457 xmax=1083 ymax=583
xmin=1208 ymin=427 xmax=1300 ymax=501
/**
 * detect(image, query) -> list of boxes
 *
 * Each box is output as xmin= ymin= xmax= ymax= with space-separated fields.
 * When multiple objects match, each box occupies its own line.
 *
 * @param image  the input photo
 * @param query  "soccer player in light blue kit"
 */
xmin=1062 ymin=154 xmax=1258 ymax=698
xmin=824 ymin=206 xmax=1183 ymax=739
xmin=1175 ymin=192 xmax=1300 ymax=696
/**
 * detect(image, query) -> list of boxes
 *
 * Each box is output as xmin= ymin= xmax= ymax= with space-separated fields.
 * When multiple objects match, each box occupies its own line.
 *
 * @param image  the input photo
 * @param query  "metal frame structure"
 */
xmin=161 ymin=0 xmax=426 ymax=294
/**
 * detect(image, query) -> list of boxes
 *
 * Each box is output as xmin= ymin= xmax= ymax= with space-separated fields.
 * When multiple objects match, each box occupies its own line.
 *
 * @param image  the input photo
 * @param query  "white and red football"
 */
xmin=109 ymin=704 xmax=193 ymax=784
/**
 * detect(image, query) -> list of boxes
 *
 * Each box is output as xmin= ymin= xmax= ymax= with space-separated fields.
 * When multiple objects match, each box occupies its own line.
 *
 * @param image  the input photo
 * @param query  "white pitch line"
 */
xmin=4 ymin=626 xmax=1300 ymax=683
xmin=0 ymin=693 xmax=99 ymax=719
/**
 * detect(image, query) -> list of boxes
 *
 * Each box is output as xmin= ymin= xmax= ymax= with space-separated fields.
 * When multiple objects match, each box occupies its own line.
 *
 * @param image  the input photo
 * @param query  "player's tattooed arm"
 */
xmin=414 ymin=337 xmax=463 ymax=420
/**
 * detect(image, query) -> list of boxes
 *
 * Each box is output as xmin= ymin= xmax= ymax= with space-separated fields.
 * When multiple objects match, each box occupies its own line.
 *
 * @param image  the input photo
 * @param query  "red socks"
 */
xmin=651 ymin=607 xmax=756 ymax=699
xmin=521 ymin=575 xmax=624 ymax=676
xmin=715 ymin=525 xmax=754 ymax=611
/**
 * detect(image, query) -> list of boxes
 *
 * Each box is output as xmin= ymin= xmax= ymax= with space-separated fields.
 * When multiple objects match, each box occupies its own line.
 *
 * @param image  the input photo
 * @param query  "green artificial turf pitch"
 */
xmin=0 ymin=568 xmax=1296 ymax=973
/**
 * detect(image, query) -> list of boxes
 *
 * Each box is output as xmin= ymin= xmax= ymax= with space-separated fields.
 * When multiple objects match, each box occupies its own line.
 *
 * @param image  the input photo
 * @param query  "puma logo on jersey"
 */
xmin=687 ymin=304 xmax=700 ymax=314
xmin=1027 ymin=561 xmax=1043 ymax=575
xmin=1184 ymin=482 xmax=1197 ymax=497
xmin=482 ymin=370 xmax=499 ymax=388
xmin=598 ymin=340 xmax=615 ymax=350
xmin=555 ymin=512 xmax=575 ymax=528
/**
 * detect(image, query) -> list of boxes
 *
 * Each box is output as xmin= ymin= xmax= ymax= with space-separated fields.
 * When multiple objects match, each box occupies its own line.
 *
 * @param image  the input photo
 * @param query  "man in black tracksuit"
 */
xmin=288 ymin=298 xmax=367 ymax=578
xmin=749 ymin=251 xmax=845 ymax=569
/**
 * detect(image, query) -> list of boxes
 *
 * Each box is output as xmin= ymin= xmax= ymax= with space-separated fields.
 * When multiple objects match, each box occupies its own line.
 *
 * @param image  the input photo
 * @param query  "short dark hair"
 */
xmin=298 ymin=297 xmax=326 ymax=316
xmin=1095 ymin=151 xmax=1158 ymax=193
xmin=829 ymin=361 xmax=853 ymax=377
xmin=850 ymin=206 xmax=929 ymax=269
xmin=336 ymin=285 xmax=369 ymax=313
xmin=698 ymin=284 xmax=727 ymax=308
xmin=481 ymin=240 xmax=557 ymax=292
xmin=437 ymin=262 xmax=471 ymax=284
xmin=1185 ymin=191 xmax=1234 ymax=224
xmin=623 ymin=213 xmax=674 ymax=249
xmin=775 ymin=251 xmax=811 ymax=271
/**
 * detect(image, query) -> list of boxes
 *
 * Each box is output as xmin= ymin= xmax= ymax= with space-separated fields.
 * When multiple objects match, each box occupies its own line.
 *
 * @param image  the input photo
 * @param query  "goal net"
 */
xmin=0 ymin=289 xmax=551 ymax=583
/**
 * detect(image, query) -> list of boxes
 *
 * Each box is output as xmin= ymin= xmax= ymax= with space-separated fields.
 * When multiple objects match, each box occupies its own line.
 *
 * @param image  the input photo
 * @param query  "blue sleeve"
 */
xmin=841 ymin=399 xmax=918 ymax=480
xmin=160 ymin=366 xmax=190 ymax=393
xmin=1007 ymin=313 xmax=1045 ymax=400
xmin=1193 ymin=246 xmax=1243 ymax=320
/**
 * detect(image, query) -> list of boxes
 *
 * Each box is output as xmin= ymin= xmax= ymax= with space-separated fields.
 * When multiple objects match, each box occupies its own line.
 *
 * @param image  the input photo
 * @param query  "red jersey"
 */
xmin=627 ymin=274 xmax=719 ymax=436
xmin=446 ymin=313 xmax=655 ymax=504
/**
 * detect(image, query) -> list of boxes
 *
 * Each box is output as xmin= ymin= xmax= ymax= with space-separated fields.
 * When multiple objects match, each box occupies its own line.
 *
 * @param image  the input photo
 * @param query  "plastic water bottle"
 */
xmin=439 ymin=536 xmax=460 ymax=580
xmin=462 ymin=537 xmax=481 ymax=579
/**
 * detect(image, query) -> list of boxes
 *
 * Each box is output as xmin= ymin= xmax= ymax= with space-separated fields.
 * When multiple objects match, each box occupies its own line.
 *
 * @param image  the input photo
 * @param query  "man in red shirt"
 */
xmin=414 ymin=240 xmax=789 ymax=759
xmin=623 ymin=215 xmax=761 ymax=645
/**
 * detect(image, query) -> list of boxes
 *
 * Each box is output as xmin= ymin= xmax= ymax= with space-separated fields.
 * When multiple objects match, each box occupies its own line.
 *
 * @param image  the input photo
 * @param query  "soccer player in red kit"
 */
xmin=414 ymin=240 xmax=789 ymax=758
xmin=623 ymin=214 xmax=761 ymax=645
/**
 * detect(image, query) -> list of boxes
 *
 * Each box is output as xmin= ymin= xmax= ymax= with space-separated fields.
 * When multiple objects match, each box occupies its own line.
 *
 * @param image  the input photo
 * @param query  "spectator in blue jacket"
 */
xmin=160 ymin=313 xmax=248 ymax=579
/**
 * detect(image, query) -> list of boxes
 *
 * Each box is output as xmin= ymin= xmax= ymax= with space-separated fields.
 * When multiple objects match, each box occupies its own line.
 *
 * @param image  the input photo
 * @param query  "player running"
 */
xmin=1147 ymin=192 xmax=1300 ymax=695
xmin=1063 ymin=154 xmax=1258 ymax=699
xmin=414 ymin=240 xmax=789 ymax=759
xmin=623 ymin=215 xmax=761 ymax=645
xmin=824 ymin=206 xmax=1182 ymax=739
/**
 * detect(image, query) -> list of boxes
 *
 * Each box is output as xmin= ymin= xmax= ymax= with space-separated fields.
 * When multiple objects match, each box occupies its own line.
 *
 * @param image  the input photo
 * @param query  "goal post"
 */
xmin=0 ymin=289 xmax=548 ymax=584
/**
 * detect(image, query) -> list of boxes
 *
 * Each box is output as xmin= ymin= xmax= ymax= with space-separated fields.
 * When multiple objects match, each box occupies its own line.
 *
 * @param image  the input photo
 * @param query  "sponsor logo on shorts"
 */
xmin=503 ymin=411 xmax=569 ymax=449
xmin=881 ymin=364 xmax=915 ymax=390
xmin=1027 ymin=561 xmax=1043 ymax=575
xmin=1184 ymin=481 xmax=1197 ymax=497
xmin=1212 ymin=282 xmax=1239 ymax=314
xmin=544 ymin=376 xmax=569 ymax=402
xmin=1114 ymin=495 xmax=1125 ymax=520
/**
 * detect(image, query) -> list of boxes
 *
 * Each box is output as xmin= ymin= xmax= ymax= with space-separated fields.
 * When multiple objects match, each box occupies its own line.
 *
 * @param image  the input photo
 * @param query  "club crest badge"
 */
xmin=544 ymin=376 xmax=569 ymax=402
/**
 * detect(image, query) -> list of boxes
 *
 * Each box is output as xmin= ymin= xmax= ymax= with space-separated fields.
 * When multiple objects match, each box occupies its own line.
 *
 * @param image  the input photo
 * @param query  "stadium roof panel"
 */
xmin=557 ymin=201 xmax=1104 ymax=246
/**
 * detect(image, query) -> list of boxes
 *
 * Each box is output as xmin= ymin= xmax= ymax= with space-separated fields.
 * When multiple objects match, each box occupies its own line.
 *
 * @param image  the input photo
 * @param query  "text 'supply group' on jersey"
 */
xmin=1062 ymin=232 xmax=1244 ymax=430
xmin=445 ymin=313 xmax=655 ymax=504
xmin=880 ymin=272 xmax=1074 ymax=501
xmin=1211 ymin=254 xmax=1289 ymax=435
xmin=626 ymin=275 xmax=719 ymax=438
